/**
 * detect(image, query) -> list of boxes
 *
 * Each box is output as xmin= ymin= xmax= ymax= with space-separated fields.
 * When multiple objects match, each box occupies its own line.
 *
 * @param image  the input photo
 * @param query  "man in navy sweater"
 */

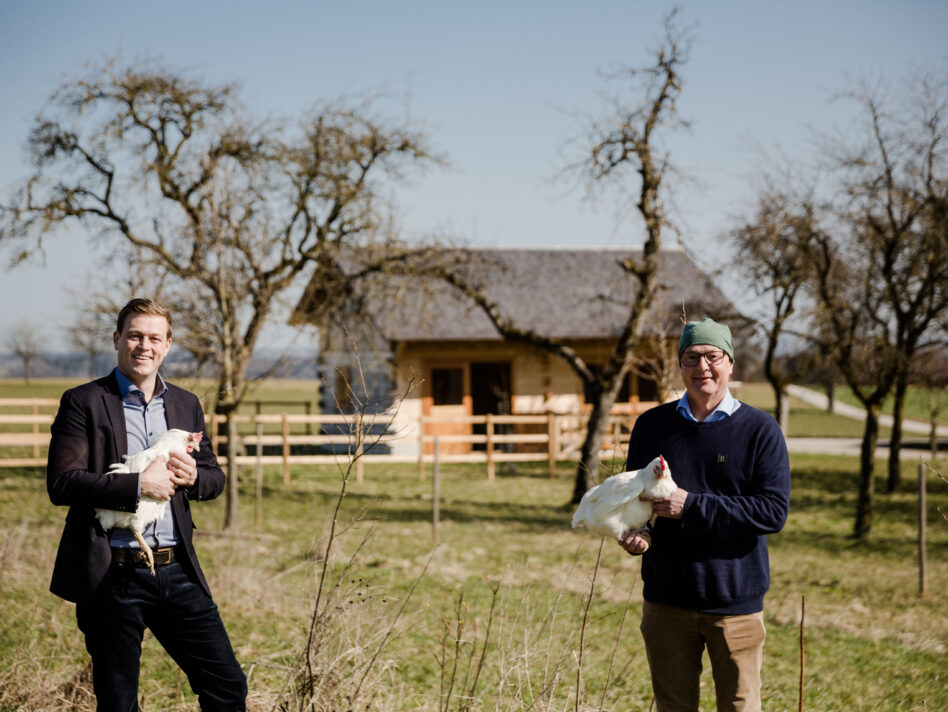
xmin=619 ymin=318 xmax=790 ymax=712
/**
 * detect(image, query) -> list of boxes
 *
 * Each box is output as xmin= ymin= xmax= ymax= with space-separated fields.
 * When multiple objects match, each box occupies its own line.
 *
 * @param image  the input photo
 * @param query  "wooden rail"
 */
xmin=0 ymin=398 xmax=650 ymax=479
xmin=0 ymin=398 xmax=60 ymax=466
xmin=415 ymin=410 xmax=646 ymax=481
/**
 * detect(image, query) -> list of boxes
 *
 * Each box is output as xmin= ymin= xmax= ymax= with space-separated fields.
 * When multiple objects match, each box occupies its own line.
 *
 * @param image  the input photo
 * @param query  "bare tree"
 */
xmin=390 ymin=11 xmax=694 ymax=502
xmin=826 ymin=73 xmax=948 ymax=493
xmin=0 ymin=58 xmax=439 ymax=529
xmin=560 ymin=10 xmax=697 ymax=501
xmin=729 ymin=186 xmax=819 ymax=433
xmin=733 ymin=70 xmax=948 ymax=538
xmin=6 ymin=321 xmax=43 ymax=383
xmin=804 ymin=210 xmax=904 ymax=539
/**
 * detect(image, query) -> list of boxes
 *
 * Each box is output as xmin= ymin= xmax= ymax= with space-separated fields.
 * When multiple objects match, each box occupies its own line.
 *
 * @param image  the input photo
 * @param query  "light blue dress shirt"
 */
xmin=676 ymin=389 xmax=741 ymax=423
xmin=109 ymin=367 xmax=180 ymax=550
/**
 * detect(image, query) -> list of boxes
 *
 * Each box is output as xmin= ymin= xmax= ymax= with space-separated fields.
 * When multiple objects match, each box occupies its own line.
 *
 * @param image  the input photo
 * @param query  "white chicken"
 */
xmin=95 ymin=428 xmax=202 ymax=574
xmin=571 ymin=455 xmax=676 ymax=541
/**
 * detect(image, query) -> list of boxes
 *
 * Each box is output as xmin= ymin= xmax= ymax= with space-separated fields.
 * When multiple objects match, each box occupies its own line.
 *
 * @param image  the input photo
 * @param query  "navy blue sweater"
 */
xmin=626 ymin=402 xmax=790 ymax=614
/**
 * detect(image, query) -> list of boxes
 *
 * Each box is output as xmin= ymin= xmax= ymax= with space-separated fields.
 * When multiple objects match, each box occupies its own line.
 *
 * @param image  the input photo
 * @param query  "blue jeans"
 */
xmin=76 ymin=557 xmax=247 ymax=711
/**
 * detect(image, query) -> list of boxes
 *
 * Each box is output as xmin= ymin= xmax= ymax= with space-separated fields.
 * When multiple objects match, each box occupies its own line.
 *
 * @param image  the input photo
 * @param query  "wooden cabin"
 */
xmin=291 ymin=246 xmax=734 ymax=457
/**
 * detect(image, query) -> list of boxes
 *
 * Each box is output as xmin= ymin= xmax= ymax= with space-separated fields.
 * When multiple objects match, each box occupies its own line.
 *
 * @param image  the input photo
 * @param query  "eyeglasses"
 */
xmin=680 ymin=350 xmax=728 ymax=367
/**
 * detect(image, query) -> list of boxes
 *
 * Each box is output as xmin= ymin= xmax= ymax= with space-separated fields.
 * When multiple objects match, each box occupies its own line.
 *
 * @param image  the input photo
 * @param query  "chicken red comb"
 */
xmin=659 ymin=454 xmax=666 ymax=470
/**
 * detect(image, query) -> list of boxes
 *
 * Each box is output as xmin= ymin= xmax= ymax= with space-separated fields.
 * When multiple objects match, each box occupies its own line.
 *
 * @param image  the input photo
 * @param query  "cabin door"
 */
xmin=424 ymin=364 xmax=470 ymax=455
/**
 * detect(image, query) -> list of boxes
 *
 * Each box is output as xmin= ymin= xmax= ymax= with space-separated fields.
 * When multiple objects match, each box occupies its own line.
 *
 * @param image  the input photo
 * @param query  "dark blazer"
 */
xmin=47 ymin=372 xmax=225 ymax=603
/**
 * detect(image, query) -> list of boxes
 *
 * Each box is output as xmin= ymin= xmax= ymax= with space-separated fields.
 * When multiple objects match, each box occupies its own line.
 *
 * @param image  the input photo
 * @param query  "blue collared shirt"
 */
xmin=109 ymin=367 xmax=180 ymax=549
xmin=676 ymin=389 xmax=742 ymax=423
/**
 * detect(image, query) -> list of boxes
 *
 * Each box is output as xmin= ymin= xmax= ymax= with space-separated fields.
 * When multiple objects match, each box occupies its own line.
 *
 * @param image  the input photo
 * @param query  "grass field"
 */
xmin=736 ymin=383 xmax=897 ymax=439
xmin=826 ymin=384 xmax=947 ymax=426
xmin=1 ymin=379 xmax=946 ymax=710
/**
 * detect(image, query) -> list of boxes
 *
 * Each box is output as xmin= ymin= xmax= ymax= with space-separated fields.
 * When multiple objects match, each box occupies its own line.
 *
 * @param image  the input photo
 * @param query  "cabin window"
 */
xmin=431 ymin=367 xmax=464 ymax=405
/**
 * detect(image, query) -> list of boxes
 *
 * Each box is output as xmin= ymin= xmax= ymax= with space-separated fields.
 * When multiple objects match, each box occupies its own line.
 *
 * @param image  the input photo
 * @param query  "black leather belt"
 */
xmin=110 ymin=546 xmax=177 ymax=566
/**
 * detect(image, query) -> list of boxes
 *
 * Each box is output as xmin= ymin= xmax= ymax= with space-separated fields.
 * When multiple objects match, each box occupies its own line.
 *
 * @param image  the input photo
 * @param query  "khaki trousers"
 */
xmin=640 ymin=601 xmax=766 ymax=712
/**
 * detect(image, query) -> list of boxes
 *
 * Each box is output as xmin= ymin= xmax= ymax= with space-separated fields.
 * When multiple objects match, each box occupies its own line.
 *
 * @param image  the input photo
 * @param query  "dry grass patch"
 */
xmin=1 ymin=451 xmax=946 ymax=711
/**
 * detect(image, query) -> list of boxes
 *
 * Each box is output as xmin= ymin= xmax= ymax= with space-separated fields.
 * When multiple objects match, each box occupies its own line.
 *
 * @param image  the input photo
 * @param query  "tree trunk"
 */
xmin=886 ymin=378 xmax=908 ymax=492
xmin=762 ymin=338 xmax=787 ymax=433
xmin=854 ymin=404 xmax=880 ymax=539
xmin=824 ymin=380 xmax=835 ymax=412
xmin=572 ymin=398 xmax=614 ymax=503
xmin=778 ymin=388 xmax=790 ymax=437
xmin=764 ymin=373 xmax=789 ymax=435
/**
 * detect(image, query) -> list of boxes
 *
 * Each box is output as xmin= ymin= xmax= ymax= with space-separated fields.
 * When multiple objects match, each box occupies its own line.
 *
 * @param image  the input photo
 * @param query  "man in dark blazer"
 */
xmin=48 ymin=298 xmax=246 ymax=710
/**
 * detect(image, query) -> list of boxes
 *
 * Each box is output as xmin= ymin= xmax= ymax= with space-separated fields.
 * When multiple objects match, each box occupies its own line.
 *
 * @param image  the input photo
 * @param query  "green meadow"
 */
xmin=0 ymin=379 xmax=945 ymax=710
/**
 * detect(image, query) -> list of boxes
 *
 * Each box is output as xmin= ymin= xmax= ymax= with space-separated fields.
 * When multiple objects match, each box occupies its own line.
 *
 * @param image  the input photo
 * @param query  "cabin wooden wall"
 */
xmin=394 ymin=338 xmax=657 ymax=414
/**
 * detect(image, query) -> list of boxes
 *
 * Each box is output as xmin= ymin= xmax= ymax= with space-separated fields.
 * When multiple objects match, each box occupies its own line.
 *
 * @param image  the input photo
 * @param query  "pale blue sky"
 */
xmin=1 ymin=0 xmax=945 ymax=349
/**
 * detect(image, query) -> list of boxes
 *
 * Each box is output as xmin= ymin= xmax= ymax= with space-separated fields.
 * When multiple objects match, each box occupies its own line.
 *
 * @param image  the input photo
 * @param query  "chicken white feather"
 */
xmin=571 ymin=455 xmax=676 ymax=540
xmin=95 ymin=428 xmax=202 ymax=574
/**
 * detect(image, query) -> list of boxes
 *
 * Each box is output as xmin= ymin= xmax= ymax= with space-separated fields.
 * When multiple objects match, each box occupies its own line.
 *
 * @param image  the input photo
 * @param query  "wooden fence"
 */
xmin=0 ymin=398 xmax=58 ymax=468
xmin=414 ymin=410 xmax=642 ymax=481
xmin=0 ymin=398 xmax=649 ymax=481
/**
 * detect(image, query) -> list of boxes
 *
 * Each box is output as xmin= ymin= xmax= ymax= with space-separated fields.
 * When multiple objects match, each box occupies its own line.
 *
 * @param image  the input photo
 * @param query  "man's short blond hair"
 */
xmin=116 ymin=298 xmax=173 ymax=339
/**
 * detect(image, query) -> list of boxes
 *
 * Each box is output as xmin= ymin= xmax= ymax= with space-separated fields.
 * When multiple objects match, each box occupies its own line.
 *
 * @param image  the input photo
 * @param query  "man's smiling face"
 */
xmin=680 ymin=344 xmax=734 ymax=410
xmin=113 ymin=313 xmax=171 ymax=388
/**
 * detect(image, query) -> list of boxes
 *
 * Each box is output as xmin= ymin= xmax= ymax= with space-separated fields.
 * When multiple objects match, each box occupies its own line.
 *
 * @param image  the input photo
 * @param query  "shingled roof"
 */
xmin=295 ymin=246 xmax=734 ymax=342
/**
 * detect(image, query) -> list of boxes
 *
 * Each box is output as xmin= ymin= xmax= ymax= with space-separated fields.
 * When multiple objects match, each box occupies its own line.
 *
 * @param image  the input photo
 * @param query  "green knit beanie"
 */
xmin=678 ymin=318 xmax=734 ymax=361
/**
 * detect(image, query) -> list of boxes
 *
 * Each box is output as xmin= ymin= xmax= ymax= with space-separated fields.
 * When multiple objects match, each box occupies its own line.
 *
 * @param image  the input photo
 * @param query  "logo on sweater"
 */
xmin=716 ymin=454 xmax=727 ymax=463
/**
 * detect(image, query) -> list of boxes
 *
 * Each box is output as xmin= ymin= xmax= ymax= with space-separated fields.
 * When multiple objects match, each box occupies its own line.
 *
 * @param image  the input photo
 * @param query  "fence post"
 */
xmin=418 ymin=414 xmax=426 ymax=481
xmin=355 ymin=412 xmax=364 ymax=485
xmin=486 ymin=413 xmax=495 ymax=482
xmin=432 ymin=435 xmax=440 ymax=544
xmin=799 ymin=594 xmax=806 ymax=712
xmin=547 ymin=412 xmax=557 ymax=477
xmin=919 ymin=462 xmax=927 ymax=597
xmin=32 ymin=402 xmax=40 ymax=460
xmin=255 ymin=421 xmax=263 ymax=529
xmin=209 ymin=413 xmax=219 ymax=455
xmin=282 ymin=414 xmax=290 ymax=485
